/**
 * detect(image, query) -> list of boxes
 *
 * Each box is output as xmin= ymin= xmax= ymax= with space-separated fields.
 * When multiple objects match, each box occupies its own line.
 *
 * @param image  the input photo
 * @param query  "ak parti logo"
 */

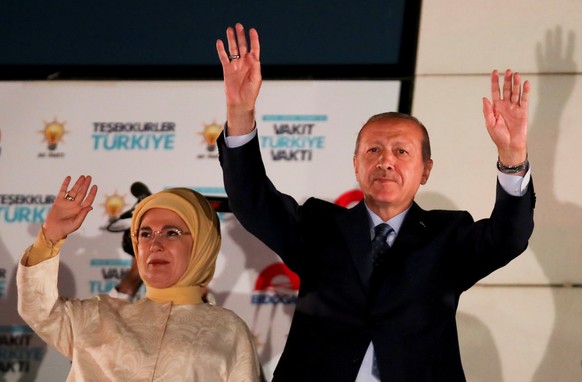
xmin=197 ymin=120 xmax=223 ymax=158
xmin=201 ymin=121 xmax=223 ymax=151
xmin=39 ymin=118 xmax=68 ymax=151
xmin=37 ymin=117 xmax=68 ymax=158
xmin=102 ymin=191 xmax=128 ymax=218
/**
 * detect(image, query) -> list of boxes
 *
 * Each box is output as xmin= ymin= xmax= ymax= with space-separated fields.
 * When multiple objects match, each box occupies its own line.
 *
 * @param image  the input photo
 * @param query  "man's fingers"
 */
xmin=226 ymin=26 xmax=238 ymax=57
xmin=502 ymin=69 xmax=512 ymax=101
xmin=482 ymin=97 xmax=497 ymax=130
xmin=216 ymin=40 xmax=230 ymax=66
xmin=235 ymin=23 xmax=248 ymax=56
xmin=220 ymin=23 xmax=259 ymax=61
xmin=490 ymin=70 xmax=501 ymax=102
xmin=510 ymin=72 xmax=521 ymax=104
xmin=520 ymin=80 xmax=531 ymax=108
xmin=249 ymin=28 xmax=261 ymax=60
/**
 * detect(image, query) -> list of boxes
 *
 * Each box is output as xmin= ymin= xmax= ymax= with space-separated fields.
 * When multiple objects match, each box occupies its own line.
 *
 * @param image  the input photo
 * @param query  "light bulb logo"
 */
xmin=103 ymin=193 xmax=127 ymax=217
xmin=200 ymin=122 xmax=223 ymax=152
xmin=40 ymin=118 xmax=68 ymax=151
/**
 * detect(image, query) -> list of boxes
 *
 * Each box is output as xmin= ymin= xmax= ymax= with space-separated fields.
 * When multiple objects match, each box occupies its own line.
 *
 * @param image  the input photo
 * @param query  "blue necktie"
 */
xmin=371 ymin=223 xmax=393 ymax=268
xmin=371 ymin=223 xmax=393 ymax=379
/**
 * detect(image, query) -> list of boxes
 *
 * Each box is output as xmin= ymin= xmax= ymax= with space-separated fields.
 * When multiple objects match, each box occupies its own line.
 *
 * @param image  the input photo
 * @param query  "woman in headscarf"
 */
xmin=17 ymin=175 xmax=261 ymax=381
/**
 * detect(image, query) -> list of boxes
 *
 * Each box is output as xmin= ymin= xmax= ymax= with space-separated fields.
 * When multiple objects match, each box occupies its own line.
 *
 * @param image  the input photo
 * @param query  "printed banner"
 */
xmin=0 ymin=80 xmax=401 ymax=380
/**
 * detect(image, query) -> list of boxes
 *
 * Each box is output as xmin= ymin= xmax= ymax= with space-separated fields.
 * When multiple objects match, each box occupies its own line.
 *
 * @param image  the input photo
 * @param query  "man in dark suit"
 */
xmin=215 ymin=23 xmax=535 ymax=381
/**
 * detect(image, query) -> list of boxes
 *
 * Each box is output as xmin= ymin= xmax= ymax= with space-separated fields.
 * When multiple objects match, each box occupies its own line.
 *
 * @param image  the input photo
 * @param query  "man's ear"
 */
xmin=421 ymin=159 xmax=433 ymax=185
xmin=353 ymin=155 xmax=360 ymax=182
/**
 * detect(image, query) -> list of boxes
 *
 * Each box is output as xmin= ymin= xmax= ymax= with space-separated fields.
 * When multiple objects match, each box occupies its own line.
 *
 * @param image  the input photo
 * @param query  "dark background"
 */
xmin=0 ymin=0 xmax=422 ymax=111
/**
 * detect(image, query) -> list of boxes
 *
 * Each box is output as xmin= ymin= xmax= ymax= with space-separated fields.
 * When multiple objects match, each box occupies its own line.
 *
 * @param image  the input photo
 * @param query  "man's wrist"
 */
xmin=496 ymin=156 xmax=529 ymax=175
xmin=224 ymin=124 xmax=257 ymax=148
xmin=226 ymin=108 xmax=255 ymax=136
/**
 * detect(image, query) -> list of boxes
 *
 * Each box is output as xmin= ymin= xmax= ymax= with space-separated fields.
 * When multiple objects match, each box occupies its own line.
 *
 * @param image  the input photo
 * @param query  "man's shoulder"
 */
xmin=411 ymin=203 xmax=472 ymax=224
xmin=303 ymin=197 xmax=362 ymax=213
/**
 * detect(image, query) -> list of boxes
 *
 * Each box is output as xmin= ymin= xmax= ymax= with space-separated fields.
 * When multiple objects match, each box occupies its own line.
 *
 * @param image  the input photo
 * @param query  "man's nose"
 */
xmin=377 ymin=151 xmax=394 ymax=170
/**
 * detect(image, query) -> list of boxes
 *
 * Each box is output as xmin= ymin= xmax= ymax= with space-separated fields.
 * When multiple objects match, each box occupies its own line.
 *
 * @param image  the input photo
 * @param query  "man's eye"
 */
xmin=367 ymin=147 xmax=379 ymax=153
xmin=397 ymin=148 xmax=408 ymax=155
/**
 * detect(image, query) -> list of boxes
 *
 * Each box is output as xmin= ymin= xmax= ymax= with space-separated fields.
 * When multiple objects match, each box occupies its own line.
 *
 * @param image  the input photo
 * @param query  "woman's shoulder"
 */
xmin=196 ymin=304 xmax=252 ymax=331
xmin=201 ymin=304 xmax=246 ymax=322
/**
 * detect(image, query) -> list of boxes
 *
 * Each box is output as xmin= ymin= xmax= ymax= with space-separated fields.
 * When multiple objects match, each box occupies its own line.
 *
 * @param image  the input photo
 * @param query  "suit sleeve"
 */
xmin=455 ymin=179 xmax=536 ymax=290
xmin=217 ymin=132 xmax=305 ymax=272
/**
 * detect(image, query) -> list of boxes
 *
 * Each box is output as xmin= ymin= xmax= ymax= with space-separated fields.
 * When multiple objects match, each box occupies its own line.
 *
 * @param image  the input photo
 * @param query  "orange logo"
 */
xmin=200 ymin=121 xmax=223 ymax=152
xmin=102 ymin=192 xmax=127 ymax=217
xmin=40 ymin=118 xmax=68 ymax=151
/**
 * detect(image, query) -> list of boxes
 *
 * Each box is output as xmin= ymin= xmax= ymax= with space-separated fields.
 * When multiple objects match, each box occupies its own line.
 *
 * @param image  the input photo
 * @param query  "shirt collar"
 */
xmin=365 ymin=203 xmax=411 ymax=237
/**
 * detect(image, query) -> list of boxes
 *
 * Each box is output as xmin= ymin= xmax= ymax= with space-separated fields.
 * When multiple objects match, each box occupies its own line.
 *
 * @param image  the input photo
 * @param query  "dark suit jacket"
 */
xmin=218 ymin=133 xmax=535 ymax=382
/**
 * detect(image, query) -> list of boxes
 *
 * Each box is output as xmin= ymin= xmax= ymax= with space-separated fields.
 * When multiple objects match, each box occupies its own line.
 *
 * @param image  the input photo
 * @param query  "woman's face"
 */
xmin=135 ymin=208 xmax=194 ymax=288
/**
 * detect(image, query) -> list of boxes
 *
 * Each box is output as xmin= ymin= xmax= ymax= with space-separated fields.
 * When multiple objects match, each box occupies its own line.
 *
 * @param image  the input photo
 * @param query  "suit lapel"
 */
xmin=369 ymin=203 xmax=432 ymax=294
xmin=334 ymin=201 xmax=432 ymax=295
xmin=335 ymin=200 xmax=373 ymax=293
xmin=391 ymin=202 xmax=431 ymax=254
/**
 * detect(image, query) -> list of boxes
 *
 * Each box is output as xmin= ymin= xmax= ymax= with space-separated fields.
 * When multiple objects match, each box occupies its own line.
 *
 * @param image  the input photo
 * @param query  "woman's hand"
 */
xmin=42 ymin=175 xmax=98 ymax=243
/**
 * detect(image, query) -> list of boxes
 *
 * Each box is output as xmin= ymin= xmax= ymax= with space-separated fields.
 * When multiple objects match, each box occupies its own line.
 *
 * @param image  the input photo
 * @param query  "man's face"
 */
xmin=353 ymin=118 xmax=433 ymax=217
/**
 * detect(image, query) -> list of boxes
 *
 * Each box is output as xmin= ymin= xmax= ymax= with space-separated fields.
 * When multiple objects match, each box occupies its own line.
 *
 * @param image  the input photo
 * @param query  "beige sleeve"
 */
xmin=227 ymin=316 xmax=262 ymax=382
xmin=22 ymin=229 xmax=65 ymax=266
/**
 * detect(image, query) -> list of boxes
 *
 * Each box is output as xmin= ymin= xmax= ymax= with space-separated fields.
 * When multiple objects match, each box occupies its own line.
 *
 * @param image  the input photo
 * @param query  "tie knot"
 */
xmin=374 ymin=223 xmax=392 ymax=240
xmin=371 ymin=223 xmax=393 ymax=269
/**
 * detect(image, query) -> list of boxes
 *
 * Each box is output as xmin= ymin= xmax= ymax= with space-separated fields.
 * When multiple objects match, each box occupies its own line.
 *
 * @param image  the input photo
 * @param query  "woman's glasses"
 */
xmin=133 ymin=227 xmax=191 ymax=244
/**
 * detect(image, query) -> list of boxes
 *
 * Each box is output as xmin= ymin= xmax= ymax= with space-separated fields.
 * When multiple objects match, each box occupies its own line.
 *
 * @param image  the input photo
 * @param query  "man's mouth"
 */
xmin=373 ymin=176 xmax=396 ymax=183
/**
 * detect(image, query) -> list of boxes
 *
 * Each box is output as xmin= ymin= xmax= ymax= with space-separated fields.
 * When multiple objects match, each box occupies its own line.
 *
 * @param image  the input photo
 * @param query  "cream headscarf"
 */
xmin=131 ymin=188 xmax=221 ymax=305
